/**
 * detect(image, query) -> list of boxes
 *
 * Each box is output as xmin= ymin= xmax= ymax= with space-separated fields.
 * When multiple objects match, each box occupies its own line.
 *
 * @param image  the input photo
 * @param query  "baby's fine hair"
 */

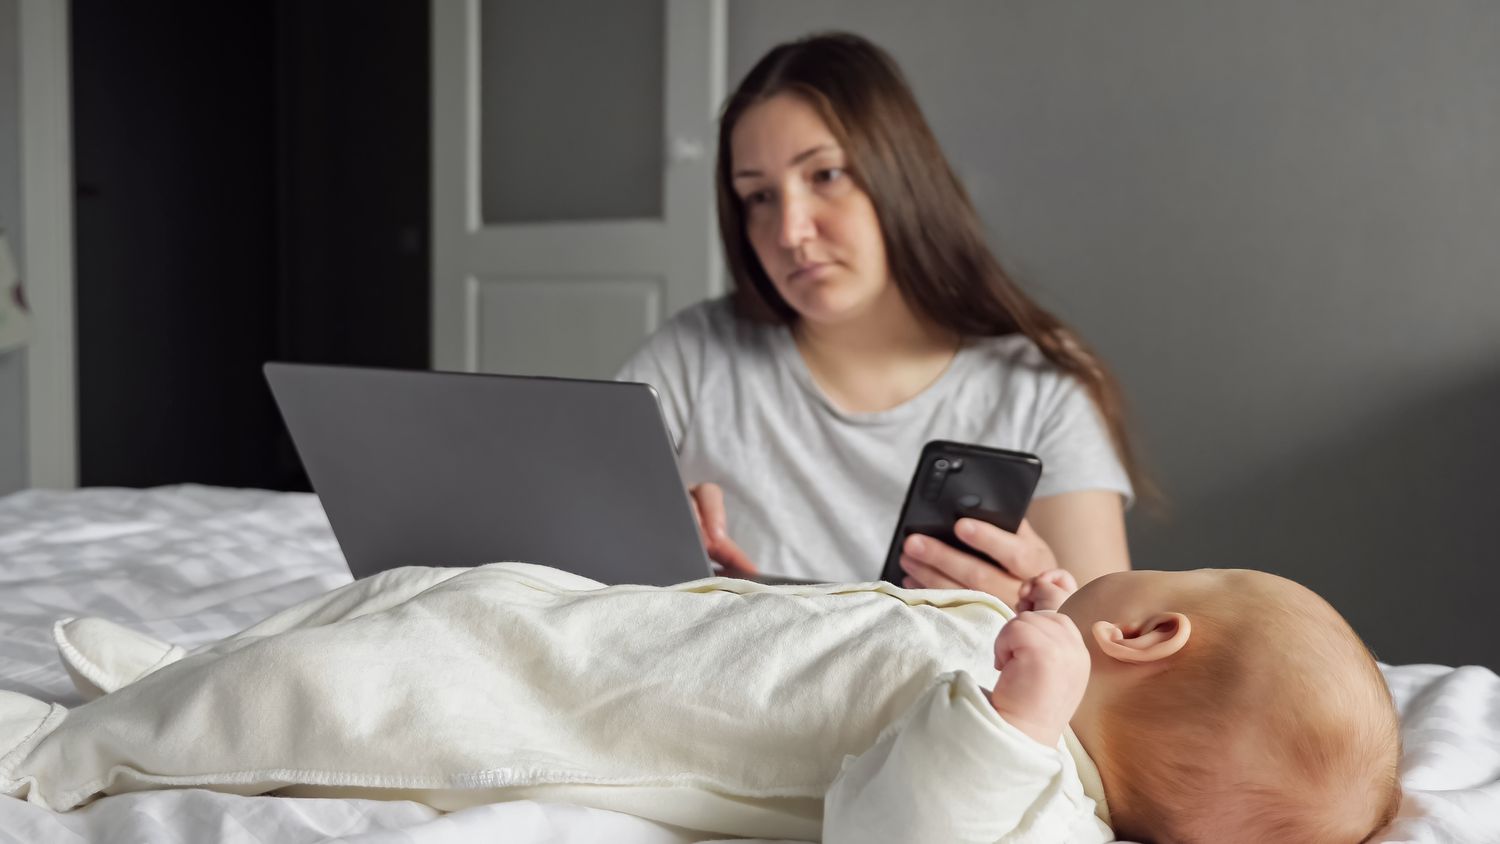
xmin=1096 ymin=577 xmax=1402 ymax=843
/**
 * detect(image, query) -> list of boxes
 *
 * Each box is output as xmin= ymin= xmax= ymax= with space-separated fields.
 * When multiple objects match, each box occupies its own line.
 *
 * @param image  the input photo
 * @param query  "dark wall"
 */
xmin=73 ymin=0 xmax=429 ymax=491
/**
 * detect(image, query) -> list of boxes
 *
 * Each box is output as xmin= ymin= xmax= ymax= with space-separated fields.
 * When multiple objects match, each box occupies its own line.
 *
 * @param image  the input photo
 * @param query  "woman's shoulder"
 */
xmin=660 ymin=295 xmax=781 ymax=355
xmin=955 ymin=333 xmax=1089 ymax=417
xmin=963 ymin=333 xmax=1064 ymax=381
xmin=662 ymin=295 xmax=733 ymax=335
xmin=619 ymin=296 xmax=780 ymax=383
xmin=655 ymin=296 xmax=752 ymax=339
xmin=622 ymin=297 xmax=728 ymax=366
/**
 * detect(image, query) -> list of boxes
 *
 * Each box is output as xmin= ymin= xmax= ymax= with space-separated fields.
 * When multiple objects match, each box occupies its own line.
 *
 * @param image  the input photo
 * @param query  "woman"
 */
xmin=617 ymin=32 xmax=1145 ymax=605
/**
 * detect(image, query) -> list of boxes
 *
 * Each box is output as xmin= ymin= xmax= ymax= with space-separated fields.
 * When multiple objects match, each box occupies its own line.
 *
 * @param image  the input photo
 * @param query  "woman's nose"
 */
xmin=776 ymin=194 xmax=816 ymax=250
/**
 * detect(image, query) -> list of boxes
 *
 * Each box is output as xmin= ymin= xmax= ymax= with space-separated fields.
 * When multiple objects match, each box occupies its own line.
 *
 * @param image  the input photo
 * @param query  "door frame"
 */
xmin=21 ymin=0 xmax=77 ymax=489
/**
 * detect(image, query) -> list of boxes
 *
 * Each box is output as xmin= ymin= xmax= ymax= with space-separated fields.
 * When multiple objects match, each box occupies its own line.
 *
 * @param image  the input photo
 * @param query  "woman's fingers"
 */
xmin=690 ymin=483 xmax=760 ymax=577
xmin=688 ymin=495 xmax=706 ymax=540
xmin=903 ymin=533 xmax=998 ymax=585
xmin=902 ymin=534 xmax=1025 ymax=604
xmin=690 ymin=483 xmax=729 ymax=540
xmin=709 ymin=533 xmax=760 ymax=576
xmin=953 ymin=518 xmax=1056 ymax=582
xmin=899 ymin=555 xmax=964 ymax=590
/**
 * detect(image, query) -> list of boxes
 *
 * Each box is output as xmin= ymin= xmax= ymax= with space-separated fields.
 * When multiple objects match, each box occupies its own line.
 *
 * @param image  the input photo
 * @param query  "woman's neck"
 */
xmin=792 ymin=287 xmax=960 ymax=414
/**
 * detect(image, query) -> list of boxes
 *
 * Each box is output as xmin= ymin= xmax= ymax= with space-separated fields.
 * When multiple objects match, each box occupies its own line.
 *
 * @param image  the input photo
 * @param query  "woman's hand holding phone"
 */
xmin=898 ymin=517 xmax=1059 ymax=607
xmin=688 ymin=482 xmax=760 ymax=578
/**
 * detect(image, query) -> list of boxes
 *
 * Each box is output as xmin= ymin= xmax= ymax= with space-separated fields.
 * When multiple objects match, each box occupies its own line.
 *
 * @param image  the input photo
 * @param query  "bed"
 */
xmin=1 ymin=485 xmax=1496 ymax=843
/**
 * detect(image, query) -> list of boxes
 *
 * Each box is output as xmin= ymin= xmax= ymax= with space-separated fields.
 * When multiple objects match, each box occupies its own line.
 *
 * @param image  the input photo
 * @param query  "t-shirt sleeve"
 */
xmin=823 ymin=671 xmax=1114 ymax=844
xmin=1030 ymin=374 xmax=1135 ymax=508
xmin=613 ymin=307 xmax=710 ymax=451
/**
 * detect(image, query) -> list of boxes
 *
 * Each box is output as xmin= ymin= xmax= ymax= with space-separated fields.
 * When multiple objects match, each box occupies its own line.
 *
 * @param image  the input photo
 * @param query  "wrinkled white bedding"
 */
xmin=1 ymin=485 xmax=1497 ymax=843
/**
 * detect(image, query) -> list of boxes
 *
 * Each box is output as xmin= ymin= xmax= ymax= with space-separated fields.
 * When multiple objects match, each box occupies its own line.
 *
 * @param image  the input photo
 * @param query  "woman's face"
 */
xmin=729 ymin=94 xmax=892 ymax=327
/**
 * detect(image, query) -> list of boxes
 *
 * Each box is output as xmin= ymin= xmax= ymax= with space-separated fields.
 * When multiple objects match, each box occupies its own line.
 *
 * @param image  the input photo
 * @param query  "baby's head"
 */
xmin=1058 ymin=569 xmax=1402 ymax=843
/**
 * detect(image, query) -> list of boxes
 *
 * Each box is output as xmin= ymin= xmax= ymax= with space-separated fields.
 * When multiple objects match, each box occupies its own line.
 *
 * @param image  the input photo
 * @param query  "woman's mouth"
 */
xmin=788 ymin=262 xmax=834 ymax=283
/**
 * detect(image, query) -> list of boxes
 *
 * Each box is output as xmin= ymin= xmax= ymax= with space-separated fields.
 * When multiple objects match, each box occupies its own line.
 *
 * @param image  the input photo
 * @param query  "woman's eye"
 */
xmin=813 ymin=167 xmax=845 ymax=184
xmin=743 ymin=189 xmax=773 ymax=207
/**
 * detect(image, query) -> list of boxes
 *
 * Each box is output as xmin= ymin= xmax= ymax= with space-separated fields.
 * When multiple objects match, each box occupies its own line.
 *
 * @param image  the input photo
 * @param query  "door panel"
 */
xmin=478 ymin=0 xmax=665 ymax=224
xmin=473 ymin=276 xmax=661 ymax=379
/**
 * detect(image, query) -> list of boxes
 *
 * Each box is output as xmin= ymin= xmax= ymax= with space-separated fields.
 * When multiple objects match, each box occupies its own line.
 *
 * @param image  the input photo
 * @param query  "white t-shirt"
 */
xmin=615 ymin=298 xmax=1133 ymax=582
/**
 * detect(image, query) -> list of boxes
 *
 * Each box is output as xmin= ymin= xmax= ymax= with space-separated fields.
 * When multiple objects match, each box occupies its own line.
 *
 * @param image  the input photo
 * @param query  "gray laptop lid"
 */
xmin=264 ymin=362 xmax=712 ymax=586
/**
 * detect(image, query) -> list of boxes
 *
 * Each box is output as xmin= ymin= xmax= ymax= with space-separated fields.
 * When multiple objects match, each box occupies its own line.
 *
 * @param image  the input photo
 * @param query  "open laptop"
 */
xmin=264 ymin=362 xmax=816 ymax=587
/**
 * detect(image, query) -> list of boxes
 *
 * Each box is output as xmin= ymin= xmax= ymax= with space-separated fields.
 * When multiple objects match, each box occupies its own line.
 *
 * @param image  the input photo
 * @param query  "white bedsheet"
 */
xmin=1 ymin=485 xmax=1496 ymax=843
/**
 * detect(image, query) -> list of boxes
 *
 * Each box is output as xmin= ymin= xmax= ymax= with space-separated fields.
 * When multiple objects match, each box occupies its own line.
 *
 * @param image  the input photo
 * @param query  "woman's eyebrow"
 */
xmin=732 ymin=144 xmax=839 ymax=180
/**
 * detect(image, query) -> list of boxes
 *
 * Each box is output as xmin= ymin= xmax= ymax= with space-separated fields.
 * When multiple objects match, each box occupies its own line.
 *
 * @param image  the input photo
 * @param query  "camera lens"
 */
xmin=934 ymin=458 xmax=950 ymax=471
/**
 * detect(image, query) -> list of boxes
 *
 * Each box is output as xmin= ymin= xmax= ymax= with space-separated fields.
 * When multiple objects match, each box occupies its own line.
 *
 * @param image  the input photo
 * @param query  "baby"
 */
xmin=988 ymin=567 xmax=1403 ymax=843
xmin=0 ymin=563 xmax=1401 ymax=843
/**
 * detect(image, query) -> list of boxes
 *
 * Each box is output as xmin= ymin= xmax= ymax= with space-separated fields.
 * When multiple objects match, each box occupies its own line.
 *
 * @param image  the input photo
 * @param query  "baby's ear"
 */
xmin=1092 ymin=612 xmax=1191 ymax=665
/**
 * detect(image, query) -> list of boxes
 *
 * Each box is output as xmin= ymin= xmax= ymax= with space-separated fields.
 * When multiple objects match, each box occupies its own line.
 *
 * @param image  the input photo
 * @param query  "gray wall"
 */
xmin=729 ymin=1 xmax=1500 ymax=668
xmin=0 ymin=0 xmax=24 ymax=497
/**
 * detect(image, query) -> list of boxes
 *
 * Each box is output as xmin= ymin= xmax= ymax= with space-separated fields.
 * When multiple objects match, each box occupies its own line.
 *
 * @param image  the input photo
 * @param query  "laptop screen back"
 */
xmin=264 ymin=363 xmax=711 ymax=586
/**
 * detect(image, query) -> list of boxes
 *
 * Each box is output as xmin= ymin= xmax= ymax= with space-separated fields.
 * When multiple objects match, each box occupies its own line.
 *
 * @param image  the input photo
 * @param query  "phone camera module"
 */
xmin=934 ymin=458 xmax=950 ymax=471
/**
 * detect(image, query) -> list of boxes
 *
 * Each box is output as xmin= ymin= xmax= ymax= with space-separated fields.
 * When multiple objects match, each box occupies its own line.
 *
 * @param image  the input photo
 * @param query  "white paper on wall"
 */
xmin=0 ymin=230 xmax=31 ymax=354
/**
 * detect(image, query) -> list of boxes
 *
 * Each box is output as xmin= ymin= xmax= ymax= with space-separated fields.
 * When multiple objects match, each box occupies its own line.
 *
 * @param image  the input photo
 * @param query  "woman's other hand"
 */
xmin=688 ymin=482 xmax=760 ymax=578
xmin=898 ymin=518 xmax=1058 ymax=607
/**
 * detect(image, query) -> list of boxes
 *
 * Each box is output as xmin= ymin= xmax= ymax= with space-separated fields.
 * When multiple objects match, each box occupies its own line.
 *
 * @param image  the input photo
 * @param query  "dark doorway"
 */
xmin=72 ymin=0 xmax=430 ymax=491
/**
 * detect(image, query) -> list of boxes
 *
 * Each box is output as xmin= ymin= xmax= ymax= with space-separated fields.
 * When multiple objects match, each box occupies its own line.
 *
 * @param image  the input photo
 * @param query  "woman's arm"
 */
xmin=1025 ymin=489 xmax=1130 ymax=585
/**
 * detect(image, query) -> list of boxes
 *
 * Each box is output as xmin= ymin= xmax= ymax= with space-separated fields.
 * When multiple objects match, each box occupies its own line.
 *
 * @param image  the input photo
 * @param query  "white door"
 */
xmin=431 ymin=0 xmax=726 ymax=379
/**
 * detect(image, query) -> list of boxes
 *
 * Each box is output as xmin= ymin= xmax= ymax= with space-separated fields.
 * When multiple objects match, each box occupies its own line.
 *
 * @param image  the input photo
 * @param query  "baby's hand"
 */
xmin=988 ymin=610 xmax=1090 ymax=748
xmin=1014 ymin=569 xmax=1078 ymax=613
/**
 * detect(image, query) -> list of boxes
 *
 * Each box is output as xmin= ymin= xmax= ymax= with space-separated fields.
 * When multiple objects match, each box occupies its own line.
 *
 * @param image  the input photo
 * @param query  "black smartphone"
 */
xmin=879 ymin=441 xmax=1043 ymax=585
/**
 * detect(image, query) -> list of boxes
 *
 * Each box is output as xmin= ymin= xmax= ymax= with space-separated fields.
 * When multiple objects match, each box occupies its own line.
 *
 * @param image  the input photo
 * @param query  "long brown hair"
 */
xmin=716 ymin=31 xmax=1151 ymax=497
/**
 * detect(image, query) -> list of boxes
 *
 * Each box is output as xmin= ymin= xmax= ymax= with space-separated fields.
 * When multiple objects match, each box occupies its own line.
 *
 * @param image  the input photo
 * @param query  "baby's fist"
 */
xmin=989 ymin=610 xmax=1090 ymax=747
xmin=1015 ymin=568 xmax=1078 ymax=613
